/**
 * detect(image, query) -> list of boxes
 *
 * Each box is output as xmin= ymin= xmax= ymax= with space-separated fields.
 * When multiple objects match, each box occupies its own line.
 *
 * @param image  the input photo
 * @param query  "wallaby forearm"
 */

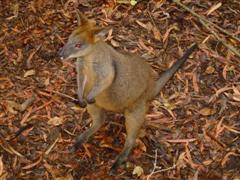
xmin=76 ymin=58 xmax=87 ymax=107
xmin=86 ymin=61 xmax=115 ymax=103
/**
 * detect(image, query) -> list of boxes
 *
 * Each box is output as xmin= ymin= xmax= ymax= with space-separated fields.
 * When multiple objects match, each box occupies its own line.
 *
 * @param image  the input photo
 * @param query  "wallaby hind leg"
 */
xmin=70 ymin=104 xmax=106 ymax=152
xmin=109 ymin=101 xmax=146 ymax=175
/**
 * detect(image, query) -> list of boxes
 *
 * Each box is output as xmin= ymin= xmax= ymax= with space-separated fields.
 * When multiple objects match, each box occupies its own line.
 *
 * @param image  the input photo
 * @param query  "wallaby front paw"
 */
xmin=86 ymin=97 xmax=96 ymax=104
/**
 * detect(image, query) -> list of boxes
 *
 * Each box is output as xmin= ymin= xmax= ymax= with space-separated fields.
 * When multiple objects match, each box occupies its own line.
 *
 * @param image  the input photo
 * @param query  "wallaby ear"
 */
xmin=92 ymin=27 xmax=110 ymax=38
xmin=75 ymin=9 xmax=88 ymax=26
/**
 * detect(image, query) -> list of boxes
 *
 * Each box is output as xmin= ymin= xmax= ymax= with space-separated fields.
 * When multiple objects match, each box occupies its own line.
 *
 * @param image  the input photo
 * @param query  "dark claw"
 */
xmin=79 ymin=100 xmax=87 ymax=108
xmin=109 ymin=166 xmax=117 ymax=176
xmin=68 ymin=141 xmax=81 ymax=153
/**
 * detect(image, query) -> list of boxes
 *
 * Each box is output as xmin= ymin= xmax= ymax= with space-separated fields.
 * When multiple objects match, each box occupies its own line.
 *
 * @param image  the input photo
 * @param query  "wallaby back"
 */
xmin=93 ymin=45 xmax=155 ymax=112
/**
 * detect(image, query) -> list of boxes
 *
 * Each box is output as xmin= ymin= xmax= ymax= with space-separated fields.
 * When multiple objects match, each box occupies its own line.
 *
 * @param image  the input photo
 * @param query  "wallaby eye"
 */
xmin=75 ymin=43 xmax=82 ymax=48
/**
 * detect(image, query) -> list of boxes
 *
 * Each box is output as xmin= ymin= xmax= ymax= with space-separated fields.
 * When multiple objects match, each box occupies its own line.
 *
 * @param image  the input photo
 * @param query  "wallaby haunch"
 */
xmin=58 ymin=10 xmax=198 ymax=175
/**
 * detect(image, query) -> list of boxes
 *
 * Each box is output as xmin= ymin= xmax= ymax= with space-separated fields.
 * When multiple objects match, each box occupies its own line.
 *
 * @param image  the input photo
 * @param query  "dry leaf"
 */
xmin=159 ymin=97 xmax=176 ymax=119
xmin=232 ymin=86 xmax=240 ymax=95
xmin=163 ymin=25 xmax=178 ymax=43
xmin=44 ymin=77 xmax=50 ymax=86
xmin=114 ymin=11 xmax=122 ymax=19
xmin=162 ymin=98 xmax=175 ymax=110
xmin=146 ymin=22 xmax=153 ymax=32
xmin=207 ymin=2 xmax=222 ymax=16
xmin=232 ymin=86 xmax=240 ymax=102
xmin=5 ymin=100 xmax=20 ymax=114
xmin=205 ymin=66 xmax=215 ymax=74
xmin=132 ymin=166 xmax=144 ymax=177
xmin=5 ymin=96 xmax=35 ymax=114
xmin=110 ymin=39 xmax=120 ymax=47
xmin=62 ymin=10 xmax=71 ymax=18
xmin=130 ymin=0 xmax=137 ymax=6
xmin=152 ymin=26 xmax=161 ymax=40
xmin=48 ymin=116 xmax=64 ymax=126
xmin=26 ymin=46 xmax=41 ymax=68
xmin=192 ymin=72 xmax=199 ymax=93
xmin=176 ymin=152 xmax=187 ymax=169
xmin=221 ymin=152 xmax=238 ymax=167
xmin=222 ymin=65 xmax=228 ymax=80
xmin=29 ymin=1 xmax=37 ymax=13
xmin=0 ymin=156 xmax=3 ymax=177
xmin=70 ymin=106 xmax=83 ymax=112
xmin=202 ymin=159 xmax=213 ymax=166
xmin=20 ymin=96 xmax=35 ymax=112
xmin=6 ymin=3 xmax=19 ymax=20
xmin=136 ymin=138 xmax=147 ymax=152
xmin=136 ymin=20 xmax=148 ymax=29
xmin=22 ymin=157 xmax=42 ymax=170
xmin=56 ymin=174 xmax=74 ymax=180
xmin=138 ymin=128 xmax=146 ymax=138
xmin=24 ymin=69 xmax=35 ymax=77
xmin=138 ymin=39 xmax=150 ymax=51
xmin=199 ymin=107 xmax=216 ymax=116
xmin=232 ymin=94 xmax=240 ymax=101
xmin=43 ymin=161 xmax=57 ymax=179
xmin=222 ymin=65 xmax=235 ymax=80
xmin=13 ymin=3 xmax=19 ymax=17
xmin=16 ymin=49 xmax=23 ymax=62
xmin=83 ymin=144 xmax=92 ymax=158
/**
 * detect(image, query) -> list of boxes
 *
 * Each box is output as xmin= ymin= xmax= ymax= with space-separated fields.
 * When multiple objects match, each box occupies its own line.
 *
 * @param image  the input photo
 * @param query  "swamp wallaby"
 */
xmin=58 ymin=10 xmax=198 ymax=175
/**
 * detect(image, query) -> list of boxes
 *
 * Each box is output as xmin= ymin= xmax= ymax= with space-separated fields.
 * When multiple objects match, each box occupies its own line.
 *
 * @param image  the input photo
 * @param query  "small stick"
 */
xmin=172 ymin=0 xmax=240 ymax=43
xmin=0 ymin=132 xmax=24 ymax=157
xmin=200 ymin=19 xmax=240 ymax=58
xmin=10 ymin=124 xmax=34 ymax=140
xmin=18 ymin=95 xmax=35 ymax=112
xmin=43 ymin=89 xmax=78 ymax=101
xmin=147 ymin=149 xmax=176 ymax=179
xmin=26 ymin=45 xmax=42 ymax=69
xmin=45 ymin=137 xmax=59 ymax=155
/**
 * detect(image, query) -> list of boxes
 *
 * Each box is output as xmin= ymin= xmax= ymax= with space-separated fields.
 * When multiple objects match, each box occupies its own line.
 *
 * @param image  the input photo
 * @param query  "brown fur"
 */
xmin=58 ymin=12 xmax=198 ymax=175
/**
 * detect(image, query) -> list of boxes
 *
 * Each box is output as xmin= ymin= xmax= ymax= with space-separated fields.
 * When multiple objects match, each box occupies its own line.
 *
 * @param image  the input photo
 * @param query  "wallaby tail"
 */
xmin=154 ymin=43 xmax=198 ymax=96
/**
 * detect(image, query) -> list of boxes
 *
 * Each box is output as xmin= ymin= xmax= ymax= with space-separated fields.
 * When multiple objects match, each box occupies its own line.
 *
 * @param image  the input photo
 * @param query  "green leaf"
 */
xmin=130 ymin=0 xmax=137 ymax=6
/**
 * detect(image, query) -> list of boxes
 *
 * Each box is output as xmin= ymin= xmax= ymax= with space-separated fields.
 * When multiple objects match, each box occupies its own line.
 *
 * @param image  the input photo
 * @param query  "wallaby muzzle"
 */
xmin=58 ymin=46 xmax=71 ymax=60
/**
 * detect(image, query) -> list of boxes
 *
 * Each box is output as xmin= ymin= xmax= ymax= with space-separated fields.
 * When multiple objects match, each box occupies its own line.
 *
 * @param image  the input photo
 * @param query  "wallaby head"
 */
xmin=59 ymin=10 xmax=108 ymax=60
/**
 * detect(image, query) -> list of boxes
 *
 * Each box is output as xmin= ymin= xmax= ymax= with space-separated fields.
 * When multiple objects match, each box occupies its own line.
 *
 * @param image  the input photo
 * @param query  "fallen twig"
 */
xmin=26 ymin=45 xmax=42 ymax=69
xmin=172 ymin=0 xmax=240 ymax=42
xmin=172 ymin=0 xmax=240 ymax=59
xmin=147 ymin=149 xmax=176 ymax=180
xmin=166 ymin=138 xmax=197 ymax=143
xmin=200 ymin=19 xmax=240 ymax=58
xmin=18 ymin=95 xmax=36 ymax=112
xmin=43 ymin=89 xmax=78 ymax=101
xmin=10 ymin=124 xmax=34 ymax=140
xmin=45 ymin=137 xmax=59 ymax=155
xmin=206 ymin=131 xmax=227 ymax=148
xmin=0 ymin=132 xmax=24 ymax=157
